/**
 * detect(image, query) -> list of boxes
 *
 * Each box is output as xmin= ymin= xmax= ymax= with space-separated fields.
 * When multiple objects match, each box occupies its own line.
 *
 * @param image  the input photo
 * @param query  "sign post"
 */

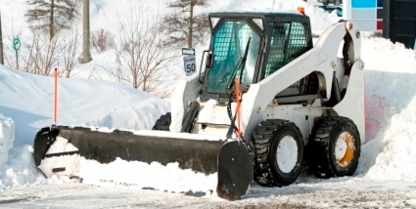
xmin=182 ymin=48 xmax=196 ymax=76
xmin=12 ymin=36 xmax=21 ymax=69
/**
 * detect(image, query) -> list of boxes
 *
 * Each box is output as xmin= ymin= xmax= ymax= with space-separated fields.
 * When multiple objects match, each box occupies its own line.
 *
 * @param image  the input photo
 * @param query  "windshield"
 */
xmin=205 ymin=20 xmax=260 ymax=94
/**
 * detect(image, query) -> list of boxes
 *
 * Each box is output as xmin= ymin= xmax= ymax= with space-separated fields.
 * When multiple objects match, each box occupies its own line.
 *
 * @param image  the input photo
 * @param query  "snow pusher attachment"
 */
xmin=34 ymin=126 xmax=224 ymax=175
xmin=34 ymin=12 xmax=366 ymax=201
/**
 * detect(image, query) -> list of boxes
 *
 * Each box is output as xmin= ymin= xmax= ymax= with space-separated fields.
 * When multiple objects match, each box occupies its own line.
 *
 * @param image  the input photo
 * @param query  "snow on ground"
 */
xmin=0 ymin=0 xmax=416 ymax=208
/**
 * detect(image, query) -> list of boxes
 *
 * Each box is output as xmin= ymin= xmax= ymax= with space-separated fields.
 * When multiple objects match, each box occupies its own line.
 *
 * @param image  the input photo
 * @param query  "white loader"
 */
xmin=34 ymin=11 xmax=365 ymax=200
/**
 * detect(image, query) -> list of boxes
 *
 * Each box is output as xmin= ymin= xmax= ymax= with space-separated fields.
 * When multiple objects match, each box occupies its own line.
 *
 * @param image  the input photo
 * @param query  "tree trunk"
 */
xmin=79 ymin=0 xmax=92 ymax=63
xmin=50 ymin=0 xmax=54 ymax=40
xmin=188 ymin=0 xmax=193 ymax=48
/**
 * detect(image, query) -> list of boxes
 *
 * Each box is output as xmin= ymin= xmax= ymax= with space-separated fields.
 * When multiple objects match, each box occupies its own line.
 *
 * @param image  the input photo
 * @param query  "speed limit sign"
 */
xmin=183 ymin=55 xmax=196 ymax=76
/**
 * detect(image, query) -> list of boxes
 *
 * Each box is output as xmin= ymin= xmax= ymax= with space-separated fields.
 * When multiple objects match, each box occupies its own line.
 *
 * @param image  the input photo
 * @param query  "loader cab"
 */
xmin=203 ymin=13 xmax=264 ymax=97
xmin=201 ymin=13 xmax=315 ymax=103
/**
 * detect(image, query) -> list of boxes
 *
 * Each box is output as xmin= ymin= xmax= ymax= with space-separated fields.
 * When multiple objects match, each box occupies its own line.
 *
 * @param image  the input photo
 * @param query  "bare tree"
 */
xmin=23 ymin=30 xmax=65 ymax=75
xmin=25 ymin=0 xmax=80 ymax=40
xmin=109 ymin=9 xmax=178 ymax=98
xmin=62 ymin=32 xmax=80 ymax=77
xmin=159 ymin=0 xmax=210 ymax=48
xmin=92 ymin=29 xmax=115 ymax=53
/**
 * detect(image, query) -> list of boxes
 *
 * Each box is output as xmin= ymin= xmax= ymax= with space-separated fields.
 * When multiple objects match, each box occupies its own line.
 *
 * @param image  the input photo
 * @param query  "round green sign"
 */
xmin=12 ymin=37 xmax=21 ymax=51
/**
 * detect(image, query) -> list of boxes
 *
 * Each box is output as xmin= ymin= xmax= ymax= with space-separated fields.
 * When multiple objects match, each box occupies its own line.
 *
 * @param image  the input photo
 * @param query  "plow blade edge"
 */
xmin=34 ymin=126 xmax=225 ymax=174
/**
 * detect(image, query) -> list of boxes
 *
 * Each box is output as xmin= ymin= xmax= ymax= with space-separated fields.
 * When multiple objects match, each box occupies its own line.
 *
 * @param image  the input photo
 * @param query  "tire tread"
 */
xmin=152 ymin=112 xmax=171 ymax=131
xmin=252 ymin=119 xmax=302 ymax=186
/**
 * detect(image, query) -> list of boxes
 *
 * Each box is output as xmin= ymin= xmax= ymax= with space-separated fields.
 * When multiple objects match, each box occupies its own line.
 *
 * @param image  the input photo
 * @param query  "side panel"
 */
xmin=263 ymin=105 xmax=324 ymax=144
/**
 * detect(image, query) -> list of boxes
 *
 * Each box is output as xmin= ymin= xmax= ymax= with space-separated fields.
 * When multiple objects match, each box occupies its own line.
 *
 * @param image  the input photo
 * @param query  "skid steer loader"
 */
xmin=34 ymin=12 xmax=365 ymax=200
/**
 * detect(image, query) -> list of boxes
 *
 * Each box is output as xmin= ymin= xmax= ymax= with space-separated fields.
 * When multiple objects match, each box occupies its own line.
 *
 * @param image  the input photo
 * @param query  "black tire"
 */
xmin=152 ymin=112 xmax=171 ymax=131
xmin=252 ymin=119 xmax=304 ymax=187
xmin=309 ymin=116 xmax=361 ymax=178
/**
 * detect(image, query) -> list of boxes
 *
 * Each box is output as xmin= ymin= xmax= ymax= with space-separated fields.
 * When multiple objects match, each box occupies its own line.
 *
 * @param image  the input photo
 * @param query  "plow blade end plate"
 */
xmin=216 ymin=140 xmax=252 ymax=200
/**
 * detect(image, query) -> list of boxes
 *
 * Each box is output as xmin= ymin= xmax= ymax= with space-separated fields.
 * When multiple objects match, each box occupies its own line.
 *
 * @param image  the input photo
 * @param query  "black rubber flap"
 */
xmin=216 ymin=140 xmax=252 ymax=200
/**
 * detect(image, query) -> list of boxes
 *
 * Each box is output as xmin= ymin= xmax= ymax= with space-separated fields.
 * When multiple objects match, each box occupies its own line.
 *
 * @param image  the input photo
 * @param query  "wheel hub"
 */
xmin=276 ymin=136 xmax=298 ymax=173
xmin=335 ymin=132 xmax=355 ymax=167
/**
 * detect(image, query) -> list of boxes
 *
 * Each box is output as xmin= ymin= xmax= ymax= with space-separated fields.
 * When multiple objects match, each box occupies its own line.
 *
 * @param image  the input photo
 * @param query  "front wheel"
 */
xmin=252 ymin=119 xmax=304 ymax=186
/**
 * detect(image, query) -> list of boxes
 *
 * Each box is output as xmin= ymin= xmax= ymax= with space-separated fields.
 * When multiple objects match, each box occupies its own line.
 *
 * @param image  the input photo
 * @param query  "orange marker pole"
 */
xmin=235 ymin=78 xmax=242 ymax=139
xmin=53 ymin=68 xmax=58 ymax=124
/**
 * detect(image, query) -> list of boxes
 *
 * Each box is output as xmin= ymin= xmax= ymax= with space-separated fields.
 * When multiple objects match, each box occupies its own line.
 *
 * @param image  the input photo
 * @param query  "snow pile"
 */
xmin=0 ymin=65 xmax=170 ymax=139
xmin=0 ymin=114 xmax=15 ymax=165
xmin=91 ymin=101 xmax=169 ymax=130
xmin=41 ymin=156 xmax=218 ymax=194
xmin=39 ymin=147 xmax=82 ymax=179
xmin=0 ymin=64 xmax=170 ymax=191
xmin=357 ymin=37 xmax=416 ymax=182
xmin=79 ymin=158 xmax=216 ymax=194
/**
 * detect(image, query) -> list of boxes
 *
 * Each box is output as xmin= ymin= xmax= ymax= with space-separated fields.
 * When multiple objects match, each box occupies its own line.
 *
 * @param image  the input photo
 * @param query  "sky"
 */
xmin=0 ymin=0 xmax=416 ymax=208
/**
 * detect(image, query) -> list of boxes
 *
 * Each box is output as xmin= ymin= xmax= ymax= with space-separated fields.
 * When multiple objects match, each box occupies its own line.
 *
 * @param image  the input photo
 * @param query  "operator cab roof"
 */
xmin=208 ymin=12 xmax=311 ymax=31
xmin=208 ymin=12 xmax=310 ymax=21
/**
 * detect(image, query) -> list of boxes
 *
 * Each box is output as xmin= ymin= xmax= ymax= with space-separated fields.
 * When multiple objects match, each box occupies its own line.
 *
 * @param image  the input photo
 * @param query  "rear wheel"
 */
xmin=309 ymin=116 xmax=361 ymax=178
xmin=152 ymin=112 xmax=171 ymax=131
xmin=252 ymin=119 xmax=304 ymax=186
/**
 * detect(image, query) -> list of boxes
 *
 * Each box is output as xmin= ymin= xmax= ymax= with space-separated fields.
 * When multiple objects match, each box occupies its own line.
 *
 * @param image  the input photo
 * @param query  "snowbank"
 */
xmin=0 ymin=114 xmax=15 ymax=165
xmin=0 ymin=64 xmax=170 ymax=191
xmin=357 ymin=37 xmax=416 ymax=181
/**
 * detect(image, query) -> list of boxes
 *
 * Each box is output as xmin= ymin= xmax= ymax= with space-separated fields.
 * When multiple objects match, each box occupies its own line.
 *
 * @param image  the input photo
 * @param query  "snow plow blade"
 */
xmin=33 ymin=126 xmax=225 ymax=175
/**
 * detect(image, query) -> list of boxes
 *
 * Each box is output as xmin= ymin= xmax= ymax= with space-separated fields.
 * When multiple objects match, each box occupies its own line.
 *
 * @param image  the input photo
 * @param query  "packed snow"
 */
xmin=0 ymin=0 xmax=416 ymax=208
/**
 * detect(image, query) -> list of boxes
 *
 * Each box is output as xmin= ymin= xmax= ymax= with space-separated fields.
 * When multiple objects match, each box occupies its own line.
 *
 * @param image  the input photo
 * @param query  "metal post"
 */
xmin=78 ymin=0 xmax=92 ymax=64
xmin=53 ymin=68 xmax=58 ymax=124
xmin=15 ymin=51 xmax=18 ymax=69
xmin=382 ymin=0 xmax=390 ymax=39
